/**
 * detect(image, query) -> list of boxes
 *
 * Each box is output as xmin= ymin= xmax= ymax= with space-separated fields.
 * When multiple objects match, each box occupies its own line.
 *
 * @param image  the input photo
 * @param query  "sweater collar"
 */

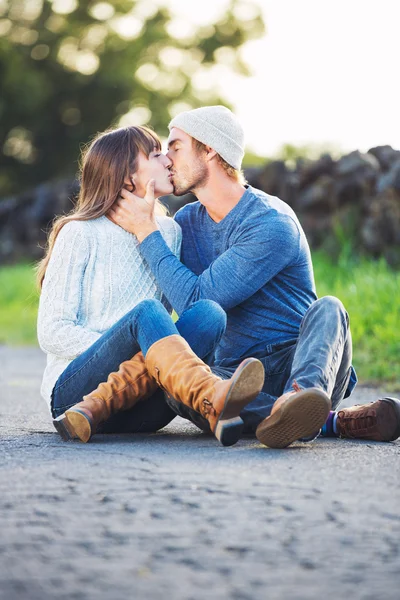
xmin=204 ymin=185 xmax=252 ymax=227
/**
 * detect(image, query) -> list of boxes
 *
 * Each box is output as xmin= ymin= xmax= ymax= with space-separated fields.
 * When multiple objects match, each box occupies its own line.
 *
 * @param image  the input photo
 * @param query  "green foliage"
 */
xmin=0 ymin=263 xmax=39 ymax=345
xmin=313 ymin=250 xmax=400 ymax=389
xmin=1 ymin=255 xmax=399 ymax=388
xmin=0 ymin=0 xmax=265 ymax=195
xmin=242 ymin=149 xmax=269 ymax=168
xmin=276 ymin=142 xmax=343 ymax=165
xmin=319 ymin=216 xmax=361 ymax=265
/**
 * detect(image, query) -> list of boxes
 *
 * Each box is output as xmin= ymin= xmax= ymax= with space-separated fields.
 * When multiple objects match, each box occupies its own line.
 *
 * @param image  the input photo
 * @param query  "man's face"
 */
xmin=166 ymin=127 xmax=208 ymax=196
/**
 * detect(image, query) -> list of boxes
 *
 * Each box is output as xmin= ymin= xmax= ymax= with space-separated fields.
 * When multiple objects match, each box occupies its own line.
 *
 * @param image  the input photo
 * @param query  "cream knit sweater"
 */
xmin=37 ymin=215 xmax=181 ymax=408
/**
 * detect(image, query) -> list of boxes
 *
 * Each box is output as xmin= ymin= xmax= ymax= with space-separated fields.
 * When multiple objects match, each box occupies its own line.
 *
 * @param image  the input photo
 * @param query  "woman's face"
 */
xmin=130 ymin=149 xmax=173 ymax=197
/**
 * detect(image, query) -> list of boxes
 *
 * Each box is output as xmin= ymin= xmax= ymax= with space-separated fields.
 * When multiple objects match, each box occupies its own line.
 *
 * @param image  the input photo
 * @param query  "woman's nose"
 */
xmin=163 ymin=153 xmax=173 ymax=168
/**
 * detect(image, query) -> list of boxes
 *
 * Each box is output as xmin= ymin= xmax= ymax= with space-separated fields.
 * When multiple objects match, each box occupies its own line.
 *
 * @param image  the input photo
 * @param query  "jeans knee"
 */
xmin=130 ymin=298 xmax=164 ymax=318
xmin=193 ymin=299 xmax=227 ymax=334
xmin=313 ymin=296 xmax=348 ymax=326
xmin=125 ymin=298 xmax=165 ymax=330
xmin=315 ymin=295 xmax=345 ymax=313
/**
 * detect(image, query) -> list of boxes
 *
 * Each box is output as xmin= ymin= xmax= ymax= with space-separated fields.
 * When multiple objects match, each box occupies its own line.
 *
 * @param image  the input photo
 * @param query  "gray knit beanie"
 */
xmin=168 ymin=106 xmax=245 ymax=170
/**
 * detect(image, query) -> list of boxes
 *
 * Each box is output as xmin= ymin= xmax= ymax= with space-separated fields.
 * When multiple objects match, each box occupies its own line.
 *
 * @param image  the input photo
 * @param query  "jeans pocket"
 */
xmin=263 ymin=339 xmax=297 ymax=378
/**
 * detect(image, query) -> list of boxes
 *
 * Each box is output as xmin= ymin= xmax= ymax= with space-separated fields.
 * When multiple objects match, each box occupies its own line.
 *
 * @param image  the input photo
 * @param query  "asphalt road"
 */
xmin=1 ymin=346 xmax=399 ymax=600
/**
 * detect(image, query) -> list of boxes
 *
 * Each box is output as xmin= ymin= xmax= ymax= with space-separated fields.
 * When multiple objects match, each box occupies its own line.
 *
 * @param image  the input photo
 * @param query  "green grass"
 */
xmin=0 ymin=255 xmax=399 ymax=387
xmin=313 ymin=251 xmax=400 ymax=389
xmin=0 ymin=263 xmax=39 ymax=345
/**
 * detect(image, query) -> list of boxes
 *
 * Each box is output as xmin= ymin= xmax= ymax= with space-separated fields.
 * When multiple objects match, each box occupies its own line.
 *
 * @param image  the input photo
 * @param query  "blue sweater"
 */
xmin=140 ymin=185 xmax=318 ymax=364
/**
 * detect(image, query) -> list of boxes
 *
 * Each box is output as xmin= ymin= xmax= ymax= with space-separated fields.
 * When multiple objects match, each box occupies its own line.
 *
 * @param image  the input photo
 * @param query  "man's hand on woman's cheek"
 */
xmin=108 ymin=180 xmax=158 ymax=242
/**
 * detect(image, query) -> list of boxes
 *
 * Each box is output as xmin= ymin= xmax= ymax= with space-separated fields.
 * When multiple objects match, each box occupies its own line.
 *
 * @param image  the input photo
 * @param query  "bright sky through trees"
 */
xmin=167 ymin=0 xmax=400 ymax=156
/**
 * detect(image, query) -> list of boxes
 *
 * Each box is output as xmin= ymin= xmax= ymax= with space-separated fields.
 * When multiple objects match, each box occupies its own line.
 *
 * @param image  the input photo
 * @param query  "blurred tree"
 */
xmin=0 ymin=0 xmax=264 ymax=196
xmin=277 ymin=142 xmax=342 ymax=164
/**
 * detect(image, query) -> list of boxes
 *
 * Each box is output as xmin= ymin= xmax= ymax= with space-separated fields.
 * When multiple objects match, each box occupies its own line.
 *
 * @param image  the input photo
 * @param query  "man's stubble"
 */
xmin=172 ymin=155 xmax=209 ymax=197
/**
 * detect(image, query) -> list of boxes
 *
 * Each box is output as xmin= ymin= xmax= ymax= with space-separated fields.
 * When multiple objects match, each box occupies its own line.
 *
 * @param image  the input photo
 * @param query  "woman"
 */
xmin=37 ymin=125 xmax=264 ymax=447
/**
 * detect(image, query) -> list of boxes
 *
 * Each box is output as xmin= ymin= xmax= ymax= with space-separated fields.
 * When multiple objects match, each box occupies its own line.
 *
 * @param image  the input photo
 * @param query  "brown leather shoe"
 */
xmin=336 ymin=397 xmax=400 ymax=441
xmin=256 ymin=382 xmax=331 ymax=449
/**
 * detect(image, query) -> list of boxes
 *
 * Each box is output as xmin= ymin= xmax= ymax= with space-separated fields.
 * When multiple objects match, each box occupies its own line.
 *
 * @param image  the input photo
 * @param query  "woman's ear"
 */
xmin=123 ymin=174 xmax=136 ymax=191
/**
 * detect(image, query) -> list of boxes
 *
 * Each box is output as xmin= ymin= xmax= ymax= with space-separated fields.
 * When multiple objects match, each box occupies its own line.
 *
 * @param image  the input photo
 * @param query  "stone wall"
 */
xmin=0 ymin=179 xmax=80 ymax=263
xmin=245 ymin=145 xmax=400 ymax=267
xmin=1 ymin=145 xmax=399 ymax=266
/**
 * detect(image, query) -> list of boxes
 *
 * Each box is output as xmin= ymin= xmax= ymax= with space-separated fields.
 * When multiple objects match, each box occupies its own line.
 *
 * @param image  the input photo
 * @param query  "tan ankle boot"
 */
xmin=53 ymin=352 xmax=158 ymax=443
xmin=145 ymin=335 xmax=265 ymax=446
xmin=256 ymin=381 xmax=331 ymax=448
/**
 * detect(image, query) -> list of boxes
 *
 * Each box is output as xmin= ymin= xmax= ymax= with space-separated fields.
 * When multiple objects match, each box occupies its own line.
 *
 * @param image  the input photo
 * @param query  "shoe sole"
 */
xmin=53 ymin=409 xmax=93 ymax=443
xmin=215 ymin=358 xmax=265 ymax=447
xmin=255 ymin=389 xmax=331 ymax=449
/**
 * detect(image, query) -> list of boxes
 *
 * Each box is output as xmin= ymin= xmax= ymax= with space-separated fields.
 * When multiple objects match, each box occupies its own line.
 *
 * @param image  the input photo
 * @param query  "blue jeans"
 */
xmin=165 ymin=296 xmax=357 ymax=434
xmin=51 ymin=299 xmax=227 ymax=433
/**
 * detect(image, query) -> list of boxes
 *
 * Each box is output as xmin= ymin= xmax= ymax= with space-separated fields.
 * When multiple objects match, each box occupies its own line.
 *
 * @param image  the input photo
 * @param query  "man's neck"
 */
xmin=193 ymin=173 xmax=246 ymax=223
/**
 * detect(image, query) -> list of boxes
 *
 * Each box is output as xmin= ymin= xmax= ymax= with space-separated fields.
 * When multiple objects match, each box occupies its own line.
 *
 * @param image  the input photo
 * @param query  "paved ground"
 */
xmin=0 ymin=346 xmax=399 ymax=600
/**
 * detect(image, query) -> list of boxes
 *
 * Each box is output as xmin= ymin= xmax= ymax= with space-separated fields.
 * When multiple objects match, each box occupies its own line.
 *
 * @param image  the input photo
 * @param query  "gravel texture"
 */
xmin=1 ymin=346 xmax=399 ymax=600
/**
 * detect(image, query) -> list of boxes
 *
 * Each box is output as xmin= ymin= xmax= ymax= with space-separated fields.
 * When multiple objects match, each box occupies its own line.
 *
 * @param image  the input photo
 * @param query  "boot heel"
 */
xmin=64 ymin=409 xmax=93 ymax=443
xmin=53 ymin=414 xmax=76 ymax=441
xmin=215 ymin=416 xmax=244 ymax=447
xmin=53 ymin=409 xmax=93 ymax=443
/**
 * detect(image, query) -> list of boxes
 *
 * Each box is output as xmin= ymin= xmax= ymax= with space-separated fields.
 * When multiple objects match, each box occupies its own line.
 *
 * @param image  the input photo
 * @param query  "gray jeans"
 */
xmin=165 ymin=296 xmax=355 ymax=434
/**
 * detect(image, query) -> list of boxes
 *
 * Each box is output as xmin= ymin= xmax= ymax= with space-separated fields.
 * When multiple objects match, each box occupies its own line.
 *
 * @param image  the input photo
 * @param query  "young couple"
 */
xmin=37 ymin=106 xmax=400 ymax=448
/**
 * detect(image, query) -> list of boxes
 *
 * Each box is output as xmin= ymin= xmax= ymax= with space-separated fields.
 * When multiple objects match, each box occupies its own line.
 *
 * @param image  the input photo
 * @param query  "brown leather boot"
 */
xmin=53 ymin=352 xmax=158 ymax=443
xmin=145 ymin=335 xmax=265 ymax=446
xmin=336 ymin=397 xmax=400 ymax=441
xmin=255 ymin=381 xmax=331 ymax=448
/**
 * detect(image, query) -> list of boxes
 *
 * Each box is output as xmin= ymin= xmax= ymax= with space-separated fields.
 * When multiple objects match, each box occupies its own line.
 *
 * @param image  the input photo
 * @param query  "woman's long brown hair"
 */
xmin=36 ymin=125 xmax=165 ymax=288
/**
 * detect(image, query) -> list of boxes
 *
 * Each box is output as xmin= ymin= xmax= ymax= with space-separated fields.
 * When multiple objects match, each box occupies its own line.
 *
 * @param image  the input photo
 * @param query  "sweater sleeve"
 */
xmin=139 ymin=214 xmax=299 ymax=315
xmin=37 ymin=222 xmax=102 ymax=359
xmin=172 ymin=219 xmax=182 ymax=260
xmin=158 ymin=219 xmax=182 ymax=314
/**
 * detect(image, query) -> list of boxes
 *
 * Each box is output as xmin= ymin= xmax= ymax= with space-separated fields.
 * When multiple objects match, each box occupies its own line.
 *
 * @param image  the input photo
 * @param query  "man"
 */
xmin=111 ymin=106 xmax=400 ymax=447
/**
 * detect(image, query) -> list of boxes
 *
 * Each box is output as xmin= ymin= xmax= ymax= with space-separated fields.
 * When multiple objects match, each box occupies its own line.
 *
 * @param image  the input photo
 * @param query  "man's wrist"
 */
xmin=135 ymin=222 xmax=158 ymax=243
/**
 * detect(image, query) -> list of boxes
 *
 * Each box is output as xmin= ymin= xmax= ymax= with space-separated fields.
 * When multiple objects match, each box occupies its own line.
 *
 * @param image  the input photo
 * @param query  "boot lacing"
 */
xmin=338 ymin=406 xmax=376 ymax=436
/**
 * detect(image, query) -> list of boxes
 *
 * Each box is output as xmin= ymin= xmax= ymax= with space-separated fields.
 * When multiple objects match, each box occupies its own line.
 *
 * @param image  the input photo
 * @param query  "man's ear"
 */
xmin=203 ymin=146 xmax=217 ymax=162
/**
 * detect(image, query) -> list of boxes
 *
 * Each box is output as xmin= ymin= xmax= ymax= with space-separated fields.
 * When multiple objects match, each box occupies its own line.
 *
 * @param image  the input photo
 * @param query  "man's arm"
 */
xmin=139 ymin=215 xmax=300 ymax=315
xmin=108 ymin=184 xmax=300 ymax=315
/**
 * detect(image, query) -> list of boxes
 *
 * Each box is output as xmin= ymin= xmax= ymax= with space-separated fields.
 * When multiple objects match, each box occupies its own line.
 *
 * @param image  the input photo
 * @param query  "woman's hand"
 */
xmin=108 ymin=179 xmax=158 ymax=242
